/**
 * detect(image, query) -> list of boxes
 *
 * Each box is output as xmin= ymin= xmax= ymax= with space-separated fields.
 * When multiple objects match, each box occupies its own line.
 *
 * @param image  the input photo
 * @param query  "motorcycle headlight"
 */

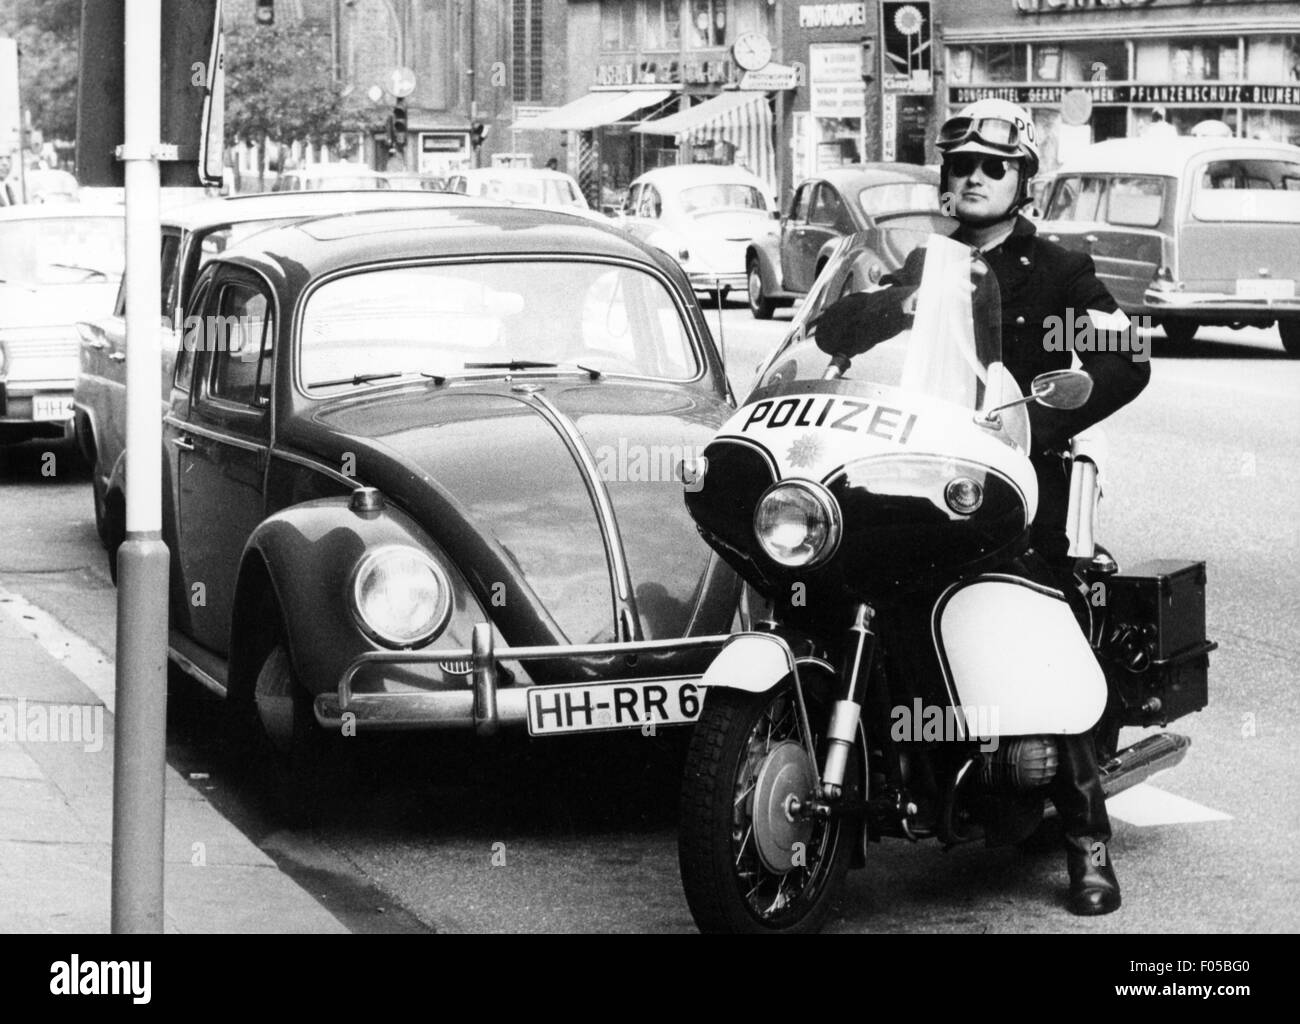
xmin=350 ymin=546 xmax=452 ymax=648
xmin=754 ymin=480 xmax=841 ymax=568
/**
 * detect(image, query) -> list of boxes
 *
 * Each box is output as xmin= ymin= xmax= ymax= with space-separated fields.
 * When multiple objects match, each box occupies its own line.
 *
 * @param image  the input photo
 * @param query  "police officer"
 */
xmin=814 ymin=99 xmax=1149 ymax=915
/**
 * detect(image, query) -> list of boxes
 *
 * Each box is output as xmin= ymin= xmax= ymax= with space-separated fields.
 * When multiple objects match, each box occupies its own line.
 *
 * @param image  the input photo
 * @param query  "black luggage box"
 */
xmin=1101 ymin=560 xmax=1215 ymax=727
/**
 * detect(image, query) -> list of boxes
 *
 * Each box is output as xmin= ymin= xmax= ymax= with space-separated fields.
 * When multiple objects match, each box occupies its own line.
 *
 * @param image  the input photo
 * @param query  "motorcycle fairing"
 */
xmin=700 ymin=632 xmax=797 ymax=693
xmin=931 ymin=574 xmax=1106 ymax=737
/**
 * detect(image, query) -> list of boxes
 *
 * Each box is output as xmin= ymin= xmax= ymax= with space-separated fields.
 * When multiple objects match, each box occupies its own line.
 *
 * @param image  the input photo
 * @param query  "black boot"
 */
xmin=1051 ymin=731 xmax=1121 ymax=915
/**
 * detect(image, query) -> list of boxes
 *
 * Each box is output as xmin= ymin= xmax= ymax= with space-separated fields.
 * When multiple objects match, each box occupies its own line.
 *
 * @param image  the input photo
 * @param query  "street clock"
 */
xmin=732 ymin=32 xmax=772 ymax=72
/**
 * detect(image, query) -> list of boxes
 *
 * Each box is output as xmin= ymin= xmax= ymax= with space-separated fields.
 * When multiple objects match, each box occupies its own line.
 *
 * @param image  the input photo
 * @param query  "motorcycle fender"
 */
xmin=701 ymin=632 xmax=797 ymax=693
xmin=933 ymin=576 xmax=1106 ymax=736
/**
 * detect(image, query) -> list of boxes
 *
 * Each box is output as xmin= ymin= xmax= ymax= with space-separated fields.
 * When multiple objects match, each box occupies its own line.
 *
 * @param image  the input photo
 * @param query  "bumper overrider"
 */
xmin=317 ymin=626 xmax=732 ymax=737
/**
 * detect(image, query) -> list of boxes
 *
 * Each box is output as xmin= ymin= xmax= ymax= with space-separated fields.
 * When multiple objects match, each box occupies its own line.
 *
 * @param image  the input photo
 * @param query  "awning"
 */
xmin=514 ymin=90 xmax=674 ymax=131
xmin=632 ymin=92 xmax=776 ymax=195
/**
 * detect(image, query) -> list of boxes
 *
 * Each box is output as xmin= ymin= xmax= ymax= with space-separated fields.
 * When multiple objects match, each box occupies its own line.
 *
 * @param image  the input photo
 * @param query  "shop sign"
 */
xmin=741 ymin=63 xmax=801 ymax=90
xmin=882 ymin=2 xmax=932 ymax=94
xmin=810 ymin=43 xmax=867 ymax=117
xmin=1014 ymin=1 xmax=1285 ymax=13
xmin=951 ymin=83 xmax=1300 ymax=105
xmin=799 ymin=4 xmax=868 ymax=28
xmin=882 ymin=93 xmax=897 ymax=160
xmin=595 ymin=60 xmax=734 ymax=88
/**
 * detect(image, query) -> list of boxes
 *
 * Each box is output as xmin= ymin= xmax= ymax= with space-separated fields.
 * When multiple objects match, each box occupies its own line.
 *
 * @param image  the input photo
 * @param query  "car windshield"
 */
xmin=299 ymin=260 xmax=701 ymax=388
xmin=1192 ymin=158 xmax=1300 ymax=221
xmin=477 ymin=176 xmax=584 ymax=207
xmin=306 ymin=175 xmax=389 ymax=190
xmin=0 ymin=216 xmax=125 ymax=285
xmin=857 ymin=183 xmax=940 ymax=217
xmin=679 ymin=183 xmax=767 ymax=215
xmin=758 ymin=233 xmax=1029 ymax=451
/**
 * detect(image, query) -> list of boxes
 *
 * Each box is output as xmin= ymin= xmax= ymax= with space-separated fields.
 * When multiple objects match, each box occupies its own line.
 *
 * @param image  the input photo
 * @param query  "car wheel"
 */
xmin=1278 ymin=320 xmax=1300 ymax=358
xmin=104 ymin=490 xmax=125 ymax=586
xmin=248 ymin=644 xmax=349 ymax=827
xmin=1159 ymin=319 xmax=1198 ymax=346
xmin=747 ymin=260 xmax=775 ymax=320
xmin=92 ymin=475 xmax=110 ymax=549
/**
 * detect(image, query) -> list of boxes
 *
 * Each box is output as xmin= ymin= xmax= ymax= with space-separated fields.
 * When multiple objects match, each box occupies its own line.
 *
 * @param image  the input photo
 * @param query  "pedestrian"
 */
xmin=1142 ymin=106 xmax=1177 ymax=140
xmin=545 ymin=156 xmax=559 ymax=171
xmin=812 ymin=98 xmax=1150 ymax=916
xmin=0 ymin=151 xmax=19 ymax=205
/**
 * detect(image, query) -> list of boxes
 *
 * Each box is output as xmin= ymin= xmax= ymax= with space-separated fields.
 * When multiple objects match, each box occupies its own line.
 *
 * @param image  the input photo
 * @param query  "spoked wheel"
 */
xmin=679 ymin=681 xmax=857 ymax=933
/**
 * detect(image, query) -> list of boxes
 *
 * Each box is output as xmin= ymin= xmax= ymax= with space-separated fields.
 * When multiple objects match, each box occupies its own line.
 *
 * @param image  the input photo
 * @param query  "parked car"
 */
xmin=153 ymin=204 xmax=740 ymax=815
xmin=272 ymin=165 xmax=392 ymax=192
xmin=444 ymin=167 xmax=597 ymax=216
xmin=1039 ymin=136 xmax=1300 ymax=354
xmin=0 ymin=205 xmax=124 ymax=449
xmin=618 ymin=164 xmax=779 ymax=298
xmin=75 ymin=189 xmax=477 ymax=554
xmin=383 ymin=171 xmax=449 ymax=192
xmin=744 ymin=164 xmax=950 ymax=319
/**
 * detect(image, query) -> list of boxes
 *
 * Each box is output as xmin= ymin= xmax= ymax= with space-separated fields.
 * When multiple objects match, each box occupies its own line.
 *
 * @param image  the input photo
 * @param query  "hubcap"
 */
xmin=748 ymin=267 xmax=762 ymax=308
xmin=752 ymin=740 xmax=816 ymax=873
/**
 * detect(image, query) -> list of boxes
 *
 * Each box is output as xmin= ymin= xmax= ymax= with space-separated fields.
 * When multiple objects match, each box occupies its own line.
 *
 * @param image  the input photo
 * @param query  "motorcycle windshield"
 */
xmin=763 ymin=232 xmax=1029 ymax=451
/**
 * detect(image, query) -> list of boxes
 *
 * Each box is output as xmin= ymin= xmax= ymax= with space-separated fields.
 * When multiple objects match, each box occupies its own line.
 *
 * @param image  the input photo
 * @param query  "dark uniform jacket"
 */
xmin=812 ymin=214 xmax=1151 ymax=562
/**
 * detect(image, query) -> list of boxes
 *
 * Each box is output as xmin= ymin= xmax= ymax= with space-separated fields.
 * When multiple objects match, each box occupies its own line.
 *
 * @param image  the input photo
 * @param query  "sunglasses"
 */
xmin=948 ymin=154 xmax=1014 ymax=181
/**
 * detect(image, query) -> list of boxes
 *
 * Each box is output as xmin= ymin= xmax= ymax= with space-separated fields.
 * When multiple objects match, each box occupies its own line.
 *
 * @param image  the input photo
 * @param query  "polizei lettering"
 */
xmin=742 ymin=397 xmax=918 ymax=445
xmin=50 ymin=955 xmax=151 ymax=1004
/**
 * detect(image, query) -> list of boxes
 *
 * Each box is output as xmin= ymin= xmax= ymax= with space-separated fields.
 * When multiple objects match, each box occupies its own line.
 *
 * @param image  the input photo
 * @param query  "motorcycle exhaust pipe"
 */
xmin=1098 ymin=732 xmax=1192 ymax=799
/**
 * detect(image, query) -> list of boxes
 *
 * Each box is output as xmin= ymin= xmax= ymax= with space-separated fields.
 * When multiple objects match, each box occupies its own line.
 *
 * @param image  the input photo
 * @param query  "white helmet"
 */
xmin=938 ymin=98 xmax=1041 ymax=212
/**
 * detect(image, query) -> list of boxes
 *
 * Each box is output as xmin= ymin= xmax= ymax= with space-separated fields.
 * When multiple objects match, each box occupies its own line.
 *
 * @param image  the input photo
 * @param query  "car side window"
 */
xmin=205 ymin=280 xmax=274 ymax=410
xmin=638 ymin=185 xmax=662 ymax=219
xmin=624 ymin=183 xmax=642 ymax=215
xmin=159 ymin=231 xmax=182 ymax=322
xmin=173 ymin=276 xmax=212 ymax=392
xmin=810 ymin=184 xmax=848 ymax=229
xmin=1045 ymin=175 xmax=1106 ymax=221
xmin=1105 ymin=177 xmax=1165 ymax=228
xmin=789 ymin=184 xmax=812 ymax=223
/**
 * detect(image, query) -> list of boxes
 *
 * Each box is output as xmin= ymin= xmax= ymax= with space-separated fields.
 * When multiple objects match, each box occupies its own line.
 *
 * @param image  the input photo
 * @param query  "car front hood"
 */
xmin=0 ymin=283 xmax=120 ymax=331
xmin=297 ymin=377 xmax=732 ymax=646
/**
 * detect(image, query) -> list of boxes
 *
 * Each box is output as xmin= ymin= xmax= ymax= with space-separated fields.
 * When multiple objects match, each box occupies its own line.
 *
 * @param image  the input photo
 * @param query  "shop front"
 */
xmin=942 ymin=0 xmax=1300 ymax=174
xmin=545 ymin=0 xmax=781 ymax=210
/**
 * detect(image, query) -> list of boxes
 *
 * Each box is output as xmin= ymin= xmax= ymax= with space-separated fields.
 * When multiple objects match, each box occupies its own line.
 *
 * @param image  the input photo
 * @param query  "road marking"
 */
xmin=0 ymin=583 xmax=116 ymax=714
xmin=1106 ymin=782 xmax=1231 ymax=826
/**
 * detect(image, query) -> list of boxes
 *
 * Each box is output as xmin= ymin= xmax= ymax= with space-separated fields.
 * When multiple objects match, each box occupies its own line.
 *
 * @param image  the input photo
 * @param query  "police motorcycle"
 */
xmin=677 ymin=234 xmax=1215 ymax=933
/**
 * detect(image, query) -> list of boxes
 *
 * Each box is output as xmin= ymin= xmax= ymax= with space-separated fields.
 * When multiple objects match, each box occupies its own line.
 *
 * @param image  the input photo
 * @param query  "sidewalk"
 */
xmin=0 ymin=597 xmax=347 ymax=934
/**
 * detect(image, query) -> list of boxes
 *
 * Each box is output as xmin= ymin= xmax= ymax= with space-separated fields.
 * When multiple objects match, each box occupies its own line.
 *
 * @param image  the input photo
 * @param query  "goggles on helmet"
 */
xmin=938 ymin=116 xmax=1025 ymax=155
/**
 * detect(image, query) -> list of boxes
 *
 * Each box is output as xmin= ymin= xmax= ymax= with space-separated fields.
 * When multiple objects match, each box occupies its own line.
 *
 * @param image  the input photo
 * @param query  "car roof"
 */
xmin=161 ymin=189 xmax=478 ymax=232
xmin=810 ymin=164 xmax=939 ymax=189
xmin=214 ymin=204 xmax=663 ymax=284
xmin=454 ymin=168 xmax=577 ymax=181
xmin=0 ymin=203 xmax=124 ymax=222
xmin=632 ymin=164 xmax=771 ymax=188
xmin=1055 ymin=137 xmax=1300 ymax=178
xmin=290 ymin=165 xmax=387 ymax=178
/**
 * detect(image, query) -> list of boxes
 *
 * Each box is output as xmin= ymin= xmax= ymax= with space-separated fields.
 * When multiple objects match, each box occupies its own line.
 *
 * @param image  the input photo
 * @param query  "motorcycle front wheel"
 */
xmin=679 ymin=681 xmax=857 ymax=934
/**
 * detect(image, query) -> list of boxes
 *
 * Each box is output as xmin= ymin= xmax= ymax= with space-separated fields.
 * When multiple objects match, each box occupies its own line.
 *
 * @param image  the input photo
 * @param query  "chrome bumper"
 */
xmin=317 ymin=627 xmax=731 ymax=736
xmin=687 ymin=271 xmax=746 ymax=291
xmin=1144 ymin=288 xmax=1300 ymax=317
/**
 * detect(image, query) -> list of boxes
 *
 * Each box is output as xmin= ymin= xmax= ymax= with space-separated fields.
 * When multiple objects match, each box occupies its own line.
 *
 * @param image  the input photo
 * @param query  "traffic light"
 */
xmin=392 ymin=98 xmax=408 ymax=145
xmin=470 ymin=121 xmax=488 ymax=149
xmin=255 ymin=0 xmax=274 ymax=26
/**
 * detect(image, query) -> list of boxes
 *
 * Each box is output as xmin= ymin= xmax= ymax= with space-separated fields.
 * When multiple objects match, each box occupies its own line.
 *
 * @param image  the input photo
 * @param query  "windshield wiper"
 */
xmin=463 ymin=360 xmax=602 ymax=379
xmin=308 ymin=371 xmax=405 ymax=389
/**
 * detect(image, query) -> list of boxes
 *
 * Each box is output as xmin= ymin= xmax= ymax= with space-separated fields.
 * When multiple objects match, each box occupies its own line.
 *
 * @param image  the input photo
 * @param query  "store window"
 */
xmin=1032 ymin=40 xmax=1128 ymax=83
xmin=687 ymin=0 xmax=728 ymax=50
xmin=601 ymin=0 xmax=636 ymax=50
xmin=644 ymin=0 xmax=682 ymax=51
xmin=1246 ymin=36 xmax=1300 ymax=82
xmin=947 ymin=44 xmax=1026 ymax=84
xmin=1169 ymin=38 xmax=1239 ymax=82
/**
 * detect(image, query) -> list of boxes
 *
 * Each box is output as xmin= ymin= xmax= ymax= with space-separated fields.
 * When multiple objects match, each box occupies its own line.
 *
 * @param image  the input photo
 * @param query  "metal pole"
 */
xmin=112 ymin=0 xmax=169 ymax=934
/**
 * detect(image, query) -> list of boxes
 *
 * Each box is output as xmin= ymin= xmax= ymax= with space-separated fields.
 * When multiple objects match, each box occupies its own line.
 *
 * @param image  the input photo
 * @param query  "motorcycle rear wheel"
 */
xmin=679 ymin=682 xmax=856 ymax=934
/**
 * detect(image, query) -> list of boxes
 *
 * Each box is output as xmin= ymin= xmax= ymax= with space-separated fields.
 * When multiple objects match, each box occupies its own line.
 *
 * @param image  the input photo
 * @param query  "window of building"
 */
xmin=1169 ymin=38 xmax=1239 ymax=82
xmin=601 ymin=0 xmax=637 ymax=51
xmin=951 ymin=44 xmax=1026 ymax=84
xmin=687 ymin=0 xmax=728 ymax=50
xmin=1032 ymin=40 xmax=1128 ymax=83
xmin=513 ymin=0 xmax=543 ymax=102
xmin=644 ymin=0 xmax=682 ymax=51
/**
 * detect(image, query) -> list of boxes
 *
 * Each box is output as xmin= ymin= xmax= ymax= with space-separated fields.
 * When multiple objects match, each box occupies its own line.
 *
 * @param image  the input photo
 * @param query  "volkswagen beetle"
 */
xmin=158 ymin=204 xmax=741 ymax=811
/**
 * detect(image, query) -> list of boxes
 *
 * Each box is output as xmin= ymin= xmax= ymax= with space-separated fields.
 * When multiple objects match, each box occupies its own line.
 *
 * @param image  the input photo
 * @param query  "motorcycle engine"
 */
xmin=981 ymin=736 xmax=1058 ymax=790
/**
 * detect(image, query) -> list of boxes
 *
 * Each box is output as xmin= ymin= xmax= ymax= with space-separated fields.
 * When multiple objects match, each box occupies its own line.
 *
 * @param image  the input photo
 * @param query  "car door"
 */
xmin=797 ymin=183 xmax=852 ymax=292
xmin=164 ymin=267 xmax=275 ymax=655
xmin=780 ymin=183 xmax=817 ymax=292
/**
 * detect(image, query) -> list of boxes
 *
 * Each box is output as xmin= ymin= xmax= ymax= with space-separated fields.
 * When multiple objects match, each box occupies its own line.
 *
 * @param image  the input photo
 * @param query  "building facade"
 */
xmin=940 ymin=0 xmax=1300 ymax=174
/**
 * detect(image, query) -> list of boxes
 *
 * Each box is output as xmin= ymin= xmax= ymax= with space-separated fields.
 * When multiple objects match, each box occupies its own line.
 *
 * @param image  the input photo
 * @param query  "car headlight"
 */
xmin=754 ymin=480 xmax=841 ymax=568
xmin=350 ymin=546 xmax=452 ymax=648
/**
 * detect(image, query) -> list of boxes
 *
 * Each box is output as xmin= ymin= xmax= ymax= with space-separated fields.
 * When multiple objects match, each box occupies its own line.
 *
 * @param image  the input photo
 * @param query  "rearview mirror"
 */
xmin=1031 ymin=369 xmax=1093 ymax=410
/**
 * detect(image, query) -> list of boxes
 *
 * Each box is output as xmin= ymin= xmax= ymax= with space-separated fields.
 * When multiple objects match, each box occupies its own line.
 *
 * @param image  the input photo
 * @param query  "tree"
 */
xmin=224 ymin=17 xmax=382 ymax=182
xmin=0 ymin=0 xmax=81 ymax=143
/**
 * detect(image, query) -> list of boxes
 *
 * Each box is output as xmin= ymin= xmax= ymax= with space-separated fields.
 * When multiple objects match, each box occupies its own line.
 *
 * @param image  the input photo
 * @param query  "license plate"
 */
xmin=1235 ymin=278 xmax=1295 ymax=300
xmin=526 ymin=678 xmax=702 ymax=736
xmin=32 ymin=396 xmax=74 ymax=422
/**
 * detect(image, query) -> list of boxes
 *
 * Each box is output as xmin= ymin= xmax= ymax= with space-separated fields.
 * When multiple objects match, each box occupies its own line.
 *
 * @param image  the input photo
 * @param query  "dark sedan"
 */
xmin=159 ymin=204 xmax=741 ymax=817
xmin=745 ymin=164 xmax=951 ymax=319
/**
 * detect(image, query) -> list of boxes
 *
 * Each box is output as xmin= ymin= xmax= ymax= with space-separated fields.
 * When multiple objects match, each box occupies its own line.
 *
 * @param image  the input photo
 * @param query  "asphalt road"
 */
xmin=0 ymin=306 xmax=1295 ymax=934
